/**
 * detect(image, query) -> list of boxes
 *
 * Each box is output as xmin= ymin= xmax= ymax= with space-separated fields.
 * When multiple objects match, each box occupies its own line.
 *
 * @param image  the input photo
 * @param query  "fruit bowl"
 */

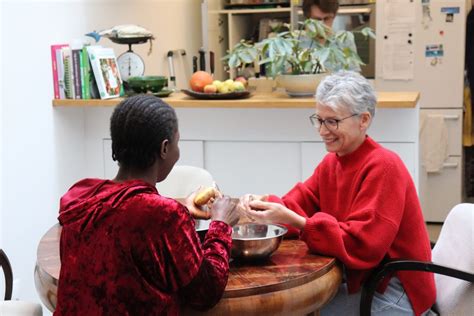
xmin=128 ymin=76 xmax=168 ymax=93
xmin=182 ymin=89 xmax=251 ymax=100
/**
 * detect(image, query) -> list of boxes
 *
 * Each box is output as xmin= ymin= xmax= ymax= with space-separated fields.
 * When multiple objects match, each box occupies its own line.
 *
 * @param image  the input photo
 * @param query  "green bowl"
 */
xmin=128 ymin=76 xmax=168 ymax=93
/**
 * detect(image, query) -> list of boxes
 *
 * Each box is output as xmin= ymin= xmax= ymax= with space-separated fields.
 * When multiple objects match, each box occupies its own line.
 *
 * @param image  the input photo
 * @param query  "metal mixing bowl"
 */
xmin=231 ymin=223 xmax=288 ymax=260
xmin=195 ymin=219 xmax=211 ymax=242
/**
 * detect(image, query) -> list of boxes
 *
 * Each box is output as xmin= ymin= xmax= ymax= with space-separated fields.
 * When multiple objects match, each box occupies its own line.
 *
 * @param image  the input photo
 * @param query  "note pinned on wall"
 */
xmin=381 ymin=0 xmax=416 ymax=80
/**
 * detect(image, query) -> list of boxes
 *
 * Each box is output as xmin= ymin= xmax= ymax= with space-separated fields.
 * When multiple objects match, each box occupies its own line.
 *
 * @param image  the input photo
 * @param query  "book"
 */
xmin=50 ymin=44 xmax=68 ymax=99
xmin=62 ymin=47 xmax=75 ymax=99
xmin=87 ymin=46 xmax=123 ymax=99
xmin=56 ymin=48 xmax=67 ymax=99
xmin=72 ymin=48 xmax=82 ymax=99
xmin=81 ymin=46 xmax=91 ymax=99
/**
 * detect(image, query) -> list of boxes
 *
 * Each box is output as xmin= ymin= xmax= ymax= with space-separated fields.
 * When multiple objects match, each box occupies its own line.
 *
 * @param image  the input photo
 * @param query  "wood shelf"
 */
xmin=216 ymin=8 xmax=291 ymax=14
xmin=52 ymin=91 xmax=420 ymax=109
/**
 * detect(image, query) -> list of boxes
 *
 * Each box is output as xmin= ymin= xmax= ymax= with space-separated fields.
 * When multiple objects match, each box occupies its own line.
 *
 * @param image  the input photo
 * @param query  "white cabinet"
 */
xmin=103 ymin=139 xmax=205 ymax=179
xmin=96 ymin=105 xmax=419 ymax=210
xmin=204 ymin=141 xmax=301 ymax=196
xmin=419 ymin=109 xmax=463 ymax=222
xmin=419 ymin=156 xmax=462 ymax=222
xmin=301 ymin=142 xmax=327 ymax=180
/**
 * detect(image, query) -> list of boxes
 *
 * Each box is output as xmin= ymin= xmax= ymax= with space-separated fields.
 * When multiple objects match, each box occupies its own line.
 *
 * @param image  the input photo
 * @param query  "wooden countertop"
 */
xmin=52 ymin=91 xmax=420 ymax=109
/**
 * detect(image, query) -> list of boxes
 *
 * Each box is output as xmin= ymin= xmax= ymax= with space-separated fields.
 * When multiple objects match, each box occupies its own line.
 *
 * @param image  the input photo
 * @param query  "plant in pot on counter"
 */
xmin=223 ymin=19 xmax=375 ymax=96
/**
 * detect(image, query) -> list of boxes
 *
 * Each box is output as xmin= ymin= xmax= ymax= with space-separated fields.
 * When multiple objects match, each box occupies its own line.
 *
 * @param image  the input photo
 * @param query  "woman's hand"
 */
xmin=210 ymin=196 xmax=240 ymax=226
xmin=243 ymin=197 xmax=307 ymax=230
xmin=239 ymin=194 xmax=269 ymax=212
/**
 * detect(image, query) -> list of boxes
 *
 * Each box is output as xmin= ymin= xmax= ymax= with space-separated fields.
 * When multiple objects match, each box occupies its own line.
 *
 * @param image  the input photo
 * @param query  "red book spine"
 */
xmin=51 ymin=44 xmax=68 ymax=99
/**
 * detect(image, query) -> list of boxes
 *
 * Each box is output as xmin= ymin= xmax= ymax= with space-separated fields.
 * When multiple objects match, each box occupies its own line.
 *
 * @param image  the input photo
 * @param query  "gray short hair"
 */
xmin=315 ymin=71 xmax=376 ymax=117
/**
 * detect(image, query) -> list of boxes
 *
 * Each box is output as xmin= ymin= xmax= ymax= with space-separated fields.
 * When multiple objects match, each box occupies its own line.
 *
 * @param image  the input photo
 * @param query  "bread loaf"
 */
xmin=193 ymin=187 xmax=216 ymax=206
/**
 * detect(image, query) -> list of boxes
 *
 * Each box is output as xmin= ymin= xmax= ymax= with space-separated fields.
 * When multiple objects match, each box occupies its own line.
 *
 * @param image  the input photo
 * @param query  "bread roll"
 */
xmin=194 ymin=187 xmax=216 ymax=206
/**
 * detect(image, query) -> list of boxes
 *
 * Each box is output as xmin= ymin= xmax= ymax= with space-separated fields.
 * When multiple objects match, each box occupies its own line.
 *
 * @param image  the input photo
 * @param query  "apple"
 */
xmin=212 ymin=80 xmax=224 ymax=91
xmin=232 ymin=81 xmax=245 ymax=91
xmin=235 ymin=76 xmax=248 ymax=87
xmin=203 ymin=84 xmax=217 ymax=94
xmin=218 ymin=84 xmax=230 ymax=94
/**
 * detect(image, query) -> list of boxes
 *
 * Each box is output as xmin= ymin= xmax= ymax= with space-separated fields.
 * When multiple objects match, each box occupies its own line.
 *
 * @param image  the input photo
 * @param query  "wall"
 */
xmin=0 ymin=0 xmax=3 ymax=248
xmin=0 ymin=0 xmax=202 ymax=312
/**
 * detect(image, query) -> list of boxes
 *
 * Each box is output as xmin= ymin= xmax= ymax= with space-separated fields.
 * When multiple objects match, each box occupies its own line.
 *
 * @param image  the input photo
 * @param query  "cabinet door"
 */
xmin=102 ymin=139 xmax=204 ymax=179
xmin=301 ymin=142 xmax=327 ymax=180
xmin=419 ymin=156 xmax=462 ymax=222
xmin=420 ymin=109 xmax=462 ymax=156
xmin=204 ymin=141 xmax=301 ymax=197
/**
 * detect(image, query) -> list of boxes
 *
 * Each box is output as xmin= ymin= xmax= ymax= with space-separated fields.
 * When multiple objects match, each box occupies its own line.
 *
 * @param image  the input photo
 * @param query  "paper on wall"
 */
xmin=382 ymin=36 xmax=414 ymax=80
xmin=381 ymin=0 xmax=416 ymax=80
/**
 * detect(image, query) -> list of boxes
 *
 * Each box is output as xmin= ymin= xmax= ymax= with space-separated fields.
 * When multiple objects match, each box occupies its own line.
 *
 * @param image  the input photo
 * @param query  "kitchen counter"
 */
xmin=54 ymin=90 xmax=420 ymax=200
xmin=52 ymin=91 xmax=419 ymax=108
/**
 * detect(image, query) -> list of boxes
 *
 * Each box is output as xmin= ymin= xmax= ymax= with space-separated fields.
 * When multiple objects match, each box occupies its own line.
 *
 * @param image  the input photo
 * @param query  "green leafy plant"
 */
xmin=223 ymin=19 xmax=375 ymax=78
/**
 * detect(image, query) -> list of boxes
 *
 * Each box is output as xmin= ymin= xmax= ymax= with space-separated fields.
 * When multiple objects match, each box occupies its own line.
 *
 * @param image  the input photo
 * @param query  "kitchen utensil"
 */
xmin=231 ymin=223 xmax=288 ymax=260
xmin=127 ymin=76 xmax=168 ymax=93
xmin=209 ymin=51 xmax=215 ymax=76
xmin=167 ymin=49 xmax=186 ymax=90
xmin=192 ymin=56 xmax=198 ymax=73
xmin=199 ymin=48 xmax=206 ymax=71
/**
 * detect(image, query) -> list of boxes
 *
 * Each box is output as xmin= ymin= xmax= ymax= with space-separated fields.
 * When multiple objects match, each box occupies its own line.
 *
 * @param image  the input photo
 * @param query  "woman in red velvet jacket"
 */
xmin=240 ymin=71 xmax=436 ymax=316
xmin=55 ymin=95 xmax=239 ymax=315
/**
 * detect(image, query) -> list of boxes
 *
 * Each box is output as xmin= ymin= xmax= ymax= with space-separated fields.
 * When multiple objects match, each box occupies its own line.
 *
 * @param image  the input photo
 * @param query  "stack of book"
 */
xmin=51 ymin=43 xmax=123 ymax=100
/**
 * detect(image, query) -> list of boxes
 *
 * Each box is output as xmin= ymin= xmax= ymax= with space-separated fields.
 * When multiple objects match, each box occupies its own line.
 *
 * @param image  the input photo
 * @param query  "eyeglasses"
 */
xmin=309 ymin=113 xmax=359 ymax=131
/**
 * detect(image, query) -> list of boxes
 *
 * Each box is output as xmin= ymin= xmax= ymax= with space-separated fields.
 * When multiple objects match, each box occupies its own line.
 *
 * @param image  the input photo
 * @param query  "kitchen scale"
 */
xmin=109 ymin=36 xmax=151 ymax=81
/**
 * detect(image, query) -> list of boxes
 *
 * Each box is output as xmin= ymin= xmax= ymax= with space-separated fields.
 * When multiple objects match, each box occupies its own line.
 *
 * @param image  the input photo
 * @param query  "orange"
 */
xmin=190 ymin=71 xmax=213 ymax=92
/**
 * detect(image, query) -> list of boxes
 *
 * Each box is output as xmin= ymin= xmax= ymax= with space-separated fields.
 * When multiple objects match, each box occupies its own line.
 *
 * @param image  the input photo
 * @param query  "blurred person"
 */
xmin=302 ymin=0 xmax=339 ymax=27
xmin=55 ymin=95 xmax=239 ymax=315
xmin=302 ymin=0 xmax=361 ymax=72
xmin=239 ymin=71 xmax=435 ymax=316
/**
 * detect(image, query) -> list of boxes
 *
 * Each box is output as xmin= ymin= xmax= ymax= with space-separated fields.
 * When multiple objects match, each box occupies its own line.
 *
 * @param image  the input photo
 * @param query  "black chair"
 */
xmin=360 ymin=204 xmax=474 ymax=316
xmin=0 ymin=249 xmax=13 ymax=300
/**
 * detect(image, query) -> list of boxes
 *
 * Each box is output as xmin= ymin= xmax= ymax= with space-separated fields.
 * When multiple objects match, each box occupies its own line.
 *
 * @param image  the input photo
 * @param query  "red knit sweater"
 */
xmin=269 ymin=137 xmax=435 ymax=316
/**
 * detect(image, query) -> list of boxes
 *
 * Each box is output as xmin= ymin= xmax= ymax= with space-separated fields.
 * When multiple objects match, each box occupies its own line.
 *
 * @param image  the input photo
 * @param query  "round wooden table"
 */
xmin=35 ymin=224 xmax=342 ymax=315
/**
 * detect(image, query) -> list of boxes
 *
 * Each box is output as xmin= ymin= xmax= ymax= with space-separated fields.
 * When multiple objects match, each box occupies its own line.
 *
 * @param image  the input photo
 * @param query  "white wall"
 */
xmin=0 ymin=0 xmax=202 ymax=312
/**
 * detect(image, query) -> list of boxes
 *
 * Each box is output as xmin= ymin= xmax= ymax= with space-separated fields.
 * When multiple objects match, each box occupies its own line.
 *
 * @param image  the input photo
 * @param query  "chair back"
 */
xmin=0 ymin=249 xmax=13 ymax=300
xmin=432 ymin=203 xmax=474 ymax=315
xmin=0 ymin=249 xmax=43 ymax=315
xmin=0 ymin=301 xmax=43 ymax=316
xmin=156 ymin=165 xmax=214 ymax=198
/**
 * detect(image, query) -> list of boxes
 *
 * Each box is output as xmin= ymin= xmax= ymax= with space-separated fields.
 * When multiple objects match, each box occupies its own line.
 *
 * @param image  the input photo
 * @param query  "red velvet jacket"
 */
xmin=268 ymin=137 xmax=436 ymax=316
xmin=54 ymin=179 xmax=232 ymax=315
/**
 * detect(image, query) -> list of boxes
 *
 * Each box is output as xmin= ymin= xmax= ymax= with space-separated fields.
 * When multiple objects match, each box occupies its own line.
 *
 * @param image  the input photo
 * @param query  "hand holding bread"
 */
xmin=193 ymin=187 xmax=218 ymax=206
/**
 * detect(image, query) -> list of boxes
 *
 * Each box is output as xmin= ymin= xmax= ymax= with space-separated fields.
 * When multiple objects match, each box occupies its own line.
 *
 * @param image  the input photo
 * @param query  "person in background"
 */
xmin=239 ymin=71 xmax=436 ymax=316
xmin=302 ymin=0 xmax=339 ymax=27
xmin=54 ymin=95 xmax=239 ymax=315
xmin=302 ymin=0 xmax=361 ymax=72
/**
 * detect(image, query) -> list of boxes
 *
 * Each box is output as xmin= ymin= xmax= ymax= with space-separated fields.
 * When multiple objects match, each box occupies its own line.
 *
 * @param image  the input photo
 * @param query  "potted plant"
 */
xmin=223 ymin=19 xmax=375 ymax=96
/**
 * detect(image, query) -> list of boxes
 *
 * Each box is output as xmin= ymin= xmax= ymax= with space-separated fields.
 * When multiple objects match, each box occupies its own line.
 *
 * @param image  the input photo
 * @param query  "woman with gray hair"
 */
xmin=239 ymin=71 xmax=436 ymax=315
